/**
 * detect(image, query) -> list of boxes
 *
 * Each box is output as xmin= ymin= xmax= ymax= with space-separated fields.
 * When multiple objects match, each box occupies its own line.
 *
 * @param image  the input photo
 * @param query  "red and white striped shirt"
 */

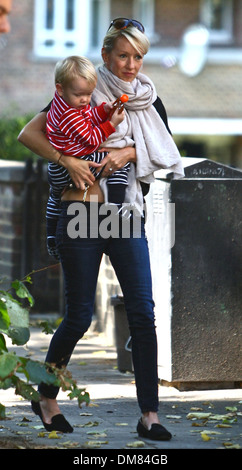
xmin=46 ymin=91 xmax=115 ymax=156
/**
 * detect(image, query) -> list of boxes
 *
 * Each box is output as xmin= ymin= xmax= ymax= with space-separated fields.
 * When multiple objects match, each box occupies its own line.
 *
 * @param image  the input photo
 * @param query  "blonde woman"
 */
xmin=19 ymin=18 xmax=183 ymax=441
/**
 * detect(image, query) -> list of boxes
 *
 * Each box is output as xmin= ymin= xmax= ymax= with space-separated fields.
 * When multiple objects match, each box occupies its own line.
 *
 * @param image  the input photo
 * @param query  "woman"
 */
xmin=18 ymin=18 xmax=183 ymax=441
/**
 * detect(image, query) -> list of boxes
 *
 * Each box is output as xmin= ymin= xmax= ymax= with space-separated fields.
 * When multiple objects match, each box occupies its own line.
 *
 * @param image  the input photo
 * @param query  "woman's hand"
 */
xmin=100 ymin=146 xmax=136 ymax=177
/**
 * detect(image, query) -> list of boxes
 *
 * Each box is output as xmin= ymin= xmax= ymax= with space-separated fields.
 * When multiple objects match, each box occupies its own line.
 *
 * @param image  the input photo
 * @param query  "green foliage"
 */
xmin=0 ymin=272 xmax=90 ymax=418
xmin=0 ymin=114 xmax=37 ymax=161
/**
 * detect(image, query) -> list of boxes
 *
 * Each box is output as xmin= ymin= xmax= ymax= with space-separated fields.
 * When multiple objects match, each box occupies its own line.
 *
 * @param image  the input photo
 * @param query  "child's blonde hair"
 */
xmin=55 ymin=56 xmax=97 ymax=87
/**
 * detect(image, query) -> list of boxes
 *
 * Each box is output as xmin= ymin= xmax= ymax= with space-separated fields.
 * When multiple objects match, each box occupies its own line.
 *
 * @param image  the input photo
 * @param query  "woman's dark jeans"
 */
xmin=39 ymin=201 xmax=159 ymax=413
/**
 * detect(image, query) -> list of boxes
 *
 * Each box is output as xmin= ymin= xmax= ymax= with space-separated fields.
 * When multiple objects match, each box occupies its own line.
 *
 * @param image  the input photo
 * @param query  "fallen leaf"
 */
xmin=216 ymin=424 xmax=232 ymax=428
xmin=83 ymin=421 xmax=99 ymax=428
xmin=79 ymin=412 xmax=93 ymax=417
xmin=166 ymin=415 xmax=182 ymax=419
xmin=209 ymin=414 xmax=232 ymax=421
xmin=62 ymin=441 xmax=80 ymax=448
xmin=190 ymin=407 xmax=203 ymax=411
xmin=201 ymin=430 xmax=221 ymax=435
xmin=83 ymin=440 xmax=108 ymax=448
xmin=126 ymin=441 xmax=145 ymax=448
xmin=186 ymin=412 xmax=211 ymax=420
xmin=16 ymin=431 xmax=31 ymax=435
xmin=201 ymin=432 xmax=211 ymax=442
xmin=22 ymin=417 xmax=31 ymax=423
xmin=223 ymin=442 xmax=241 ymax=449
xmin=87 ymin=431 xmax=107 ymax=437
xmin=115 ymin=422 xmax=129 ymax=426
xmin=225 ymin=407 xmax=237 ymax=412
xmin=48 ymin=430 xmax=61 ymax=439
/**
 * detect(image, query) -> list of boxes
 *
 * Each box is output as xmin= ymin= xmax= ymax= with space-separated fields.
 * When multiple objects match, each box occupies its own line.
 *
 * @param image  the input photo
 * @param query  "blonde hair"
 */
xmin=55 ymin=56 xmax=97 ymax=87
xmin=102 ymin=25 xmax=150 ymax=57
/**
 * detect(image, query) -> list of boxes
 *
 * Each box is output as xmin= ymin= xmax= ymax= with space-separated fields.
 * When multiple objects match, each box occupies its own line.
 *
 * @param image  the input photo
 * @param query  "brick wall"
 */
xmin=0 ymin=160 xmax=61 ymax=313
xmin=0 ymin=163 xmax=24 ymax=282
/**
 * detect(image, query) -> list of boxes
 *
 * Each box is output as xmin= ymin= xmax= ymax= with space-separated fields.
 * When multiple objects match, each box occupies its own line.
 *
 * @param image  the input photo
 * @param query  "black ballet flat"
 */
xmin=137 ymin=418 xmax=172 ymax=441
xmin=31 ymin=400 xmax=73 ymax=433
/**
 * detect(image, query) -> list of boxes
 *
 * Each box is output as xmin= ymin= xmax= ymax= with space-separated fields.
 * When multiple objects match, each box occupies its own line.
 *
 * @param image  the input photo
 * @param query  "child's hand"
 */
xmin=110 ymin=108 xmax=125 ymax=128
xmin=103 ymin=103 xmax=113 ymax=116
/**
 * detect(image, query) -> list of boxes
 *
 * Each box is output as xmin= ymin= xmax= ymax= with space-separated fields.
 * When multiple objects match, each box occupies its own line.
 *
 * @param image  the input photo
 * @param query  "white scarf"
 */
xmin=91 ymin=65 xmax=184 ymax=211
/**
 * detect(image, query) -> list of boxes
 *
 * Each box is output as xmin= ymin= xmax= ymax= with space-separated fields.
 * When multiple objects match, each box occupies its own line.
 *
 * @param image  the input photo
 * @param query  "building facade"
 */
xmin=1 ymin=0 xmax=242 ymax=168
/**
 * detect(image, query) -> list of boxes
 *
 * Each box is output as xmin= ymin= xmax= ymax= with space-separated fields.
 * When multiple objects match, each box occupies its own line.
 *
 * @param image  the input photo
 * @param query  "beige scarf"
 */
xmin=91 ymin=65 xmax=184 ymax=211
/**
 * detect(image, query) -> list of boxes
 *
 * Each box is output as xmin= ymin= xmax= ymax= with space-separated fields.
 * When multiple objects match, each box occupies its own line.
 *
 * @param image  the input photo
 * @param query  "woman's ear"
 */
xmin=101 ymin=47 xmax=108 ymax=65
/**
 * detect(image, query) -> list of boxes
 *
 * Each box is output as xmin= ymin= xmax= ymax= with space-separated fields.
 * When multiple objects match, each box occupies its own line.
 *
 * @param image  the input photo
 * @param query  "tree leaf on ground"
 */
xmin=83 ymin=440 xmax=108 ymax=448
xmin=186 ymin=412 xmax=211 ymax=420
xmin=86 ymin=431 xmax=107 ymax=437
xmin=225 ymin=407 xmax=237 ymax=412
xmin=215 ymin=424 xmax=232 ymax=428
xmin=166 ymin=415 xmax=182 ymax=419
xmin=200 ymin=431 xmax=211 ymax=441
xmin=126 ymin=441 xmax=145 ymax=448
xmin=223 ymin=442 xmax=241 ymax=449
xmin=48 ymin=430 xmax=61 ymax=439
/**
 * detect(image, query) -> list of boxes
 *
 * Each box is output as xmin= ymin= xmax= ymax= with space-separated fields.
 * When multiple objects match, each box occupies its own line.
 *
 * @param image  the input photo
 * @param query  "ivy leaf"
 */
xmin=4 ymin=296 xmax=30 ymax=345
xmin=0 ymin=298 xmax=10 ymax=332
xmin=14 ymin=377 xmax=40 ymax=401
xmin=0 ymin=352 xmax=19 ymax=379
xmin=39 ymin=321 xmax=54 ymax=335
xmin=0 ymin=333 xmax=7 ymax=352
xmin=68 ymin=387 xmax=90 ymax=408
xmin=11 ymin=280 xmax=34 ymax=307
xmin=24 ymin=359 xmax=59 ymax=386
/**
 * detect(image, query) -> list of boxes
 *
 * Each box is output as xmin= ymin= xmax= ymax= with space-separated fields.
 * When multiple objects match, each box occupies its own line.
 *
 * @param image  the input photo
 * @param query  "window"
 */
xmin=133 ymin=0 xmax=158 ymax=44
xmin=201 ymin=0 xmax=233 ymax=44
xmin=34 ymin=0 xmax=158 ymax=59
xmin=33 ymin=0 xmax=110 ymax=59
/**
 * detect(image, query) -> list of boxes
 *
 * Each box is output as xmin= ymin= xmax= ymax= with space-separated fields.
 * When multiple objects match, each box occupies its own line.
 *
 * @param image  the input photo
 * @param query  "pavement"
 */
xmin=0 ymin=323 xmax=241 ymax=462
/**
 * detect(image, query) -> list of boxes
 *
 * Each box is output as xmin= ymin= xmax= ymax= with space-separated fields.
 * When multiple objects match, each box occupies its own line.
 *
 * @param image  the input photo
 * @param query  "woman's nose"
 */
xmin=127 ymin=57 xmax=135 ymax=69
xmin=0 ymin=16 xmax=11 ymax=34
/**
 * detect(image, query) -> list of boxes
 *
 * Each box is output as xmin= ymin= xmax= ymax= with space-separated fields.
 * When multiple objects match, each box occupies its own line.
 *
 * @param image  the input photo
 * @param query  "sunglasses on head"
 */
xmin=108 ymin=18 xmax=145 ymax=33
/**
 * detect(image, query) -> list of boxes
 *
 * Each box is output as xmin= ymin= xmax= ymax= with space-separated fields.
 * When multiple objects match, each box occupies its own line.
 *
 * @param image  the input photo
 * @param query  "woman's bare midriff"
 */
xmin=61 ymin=179 xmax=104 ymax=203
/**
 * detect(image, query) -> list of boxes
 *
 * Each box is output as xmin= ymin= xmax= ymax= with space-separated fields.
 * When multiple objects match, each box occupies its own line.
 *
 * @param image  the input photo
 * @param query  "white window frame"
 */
xmin=33 ymin=0 xmax=110 ymax=59
xmin=133 ymin=0 xmax=159 ymax=44
xmin=200 ymin=0 xmax=233 ymax=44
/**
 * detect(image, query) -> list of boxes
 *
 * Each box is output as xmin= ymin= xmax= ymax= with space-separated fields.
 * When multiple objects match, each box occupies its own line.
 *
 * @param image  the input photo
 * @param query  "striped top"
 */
xmin=46 ymin=91 xmax=116 ymax=156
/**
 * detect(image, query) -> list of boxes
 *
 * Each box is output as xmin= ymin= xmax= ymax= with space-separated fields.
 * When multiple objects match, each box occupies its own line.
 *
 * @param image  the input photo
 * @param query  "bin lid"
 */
xmin=154 ymin=157 xmax=242 ymax=180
